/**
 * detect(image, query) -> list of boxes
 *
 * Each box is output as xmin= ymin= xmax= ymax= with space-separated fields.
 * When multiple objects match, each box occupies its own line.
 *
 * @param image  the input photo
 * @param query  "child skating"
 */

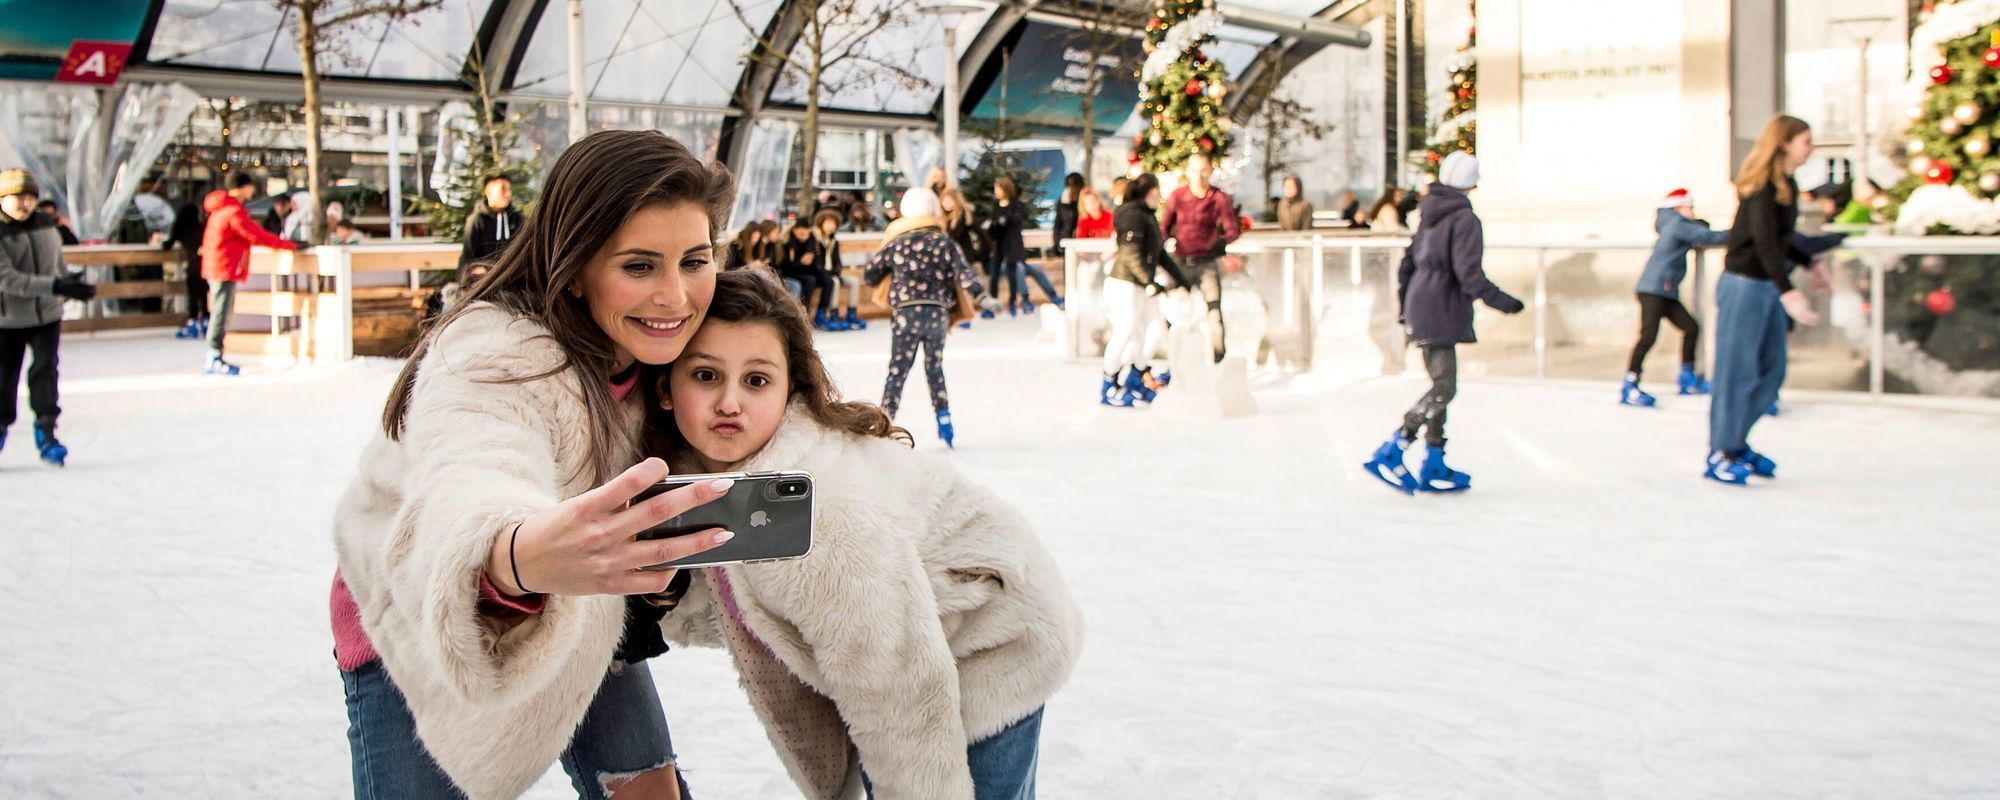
xmin=1363 ymin=154 xmax=1525 ymax=494
xmin=1622 ymin=188 xmax=1729 ymax=407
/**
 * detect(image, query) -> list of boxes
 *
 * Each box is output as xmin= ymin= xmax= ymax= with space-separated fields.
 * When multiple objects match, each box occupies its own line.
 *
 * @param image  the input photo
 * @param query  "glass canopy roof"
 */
xmin=124 ymin=0 xmax=1341 ymax=121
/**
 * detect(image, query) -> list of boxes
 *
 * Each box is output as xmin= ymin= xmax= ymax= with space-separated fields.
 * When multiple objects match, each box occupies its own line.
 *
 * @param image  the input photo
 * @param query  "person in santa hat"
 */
xmin=1622 ymin=187 xmax=1730 ymax=407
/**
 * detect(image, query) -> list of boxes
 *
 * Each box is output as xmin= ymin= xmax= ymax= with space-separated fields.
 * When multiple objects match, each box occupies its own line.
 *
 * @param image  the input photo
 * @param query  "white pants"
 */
xmin=1101 ymin=277 xmax=1168 ymax=375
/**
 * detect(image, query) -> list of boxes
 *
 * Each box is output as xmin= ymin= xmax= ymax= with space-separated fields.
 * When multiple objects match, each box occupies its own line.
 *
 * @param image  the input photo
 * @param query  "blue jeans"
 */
xmin=1708 ymin=271 xmax=1787 ymax=454
xmin=341 ymin=659 xmax=687 ymax=799
xmin=864 ymin=707 xmax=1044 ymax=800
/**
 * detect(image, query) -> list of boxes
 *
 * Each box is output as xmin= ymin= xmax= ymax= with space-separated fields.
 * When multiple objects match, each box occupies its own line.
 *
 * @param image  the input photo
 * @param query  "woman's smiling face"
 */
xmin=575 ymin=202 xmax=717 ymax=368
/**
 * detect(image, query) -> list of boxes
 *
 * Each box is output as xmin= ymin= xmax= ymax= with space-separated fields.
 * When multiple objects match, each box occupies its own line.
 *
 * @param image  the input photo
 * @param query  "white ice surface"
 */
xmin=3 ymin=319 xmax=1998 ymax=799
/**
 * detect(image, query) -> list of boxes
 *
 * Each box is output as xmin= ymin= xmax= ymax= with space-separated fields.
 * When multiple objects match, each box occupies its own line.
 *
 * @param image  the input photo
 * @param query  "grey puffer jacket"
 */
xmin=1396 ymin=185 xmax=1524 ymax=345
xmin=0 ymin=211 xmax=67 ymax=329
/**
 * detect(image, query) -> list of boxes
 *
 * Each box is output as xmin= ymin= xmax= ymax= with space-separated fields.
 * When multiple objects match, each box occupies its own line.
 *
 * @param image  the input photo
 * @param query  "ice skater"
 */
xmin=1161 ymin=152 xmax=1241 ymax=362
xmin=1622 ymin=188 xmax=1729 ymax=407
xmin=1363 ymin=153 xmax=1525 ymax=494
xmin=866 ymin=187 xmax=982 ymax=447
xmin=1 ymin=169 xmax=96 ymax=466
xmin=1102 ymin=173 xmax=1190 ymax=407
xmin=651 ymin=269 xmax=1080 ymax=800
xmin=1706 ymin=115 xmax=1822 ymax=485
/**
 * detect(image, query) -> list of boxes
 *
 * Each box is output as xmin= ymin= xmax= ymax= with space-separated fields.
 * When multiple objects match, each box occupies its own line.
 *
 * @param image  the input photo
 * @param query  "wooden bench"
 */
xmin=60 ymin=245 xmax=187 ymax=333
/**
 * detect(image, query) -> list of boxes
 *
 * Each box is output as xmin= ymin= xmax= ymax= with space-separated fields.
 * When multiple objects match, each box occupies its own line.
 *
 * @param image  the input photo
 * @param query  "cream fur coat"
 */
xmin=660 ymin=409 xmax=1084 ymax=800
xmin=331 ymin=304 xmax=642 ymax=799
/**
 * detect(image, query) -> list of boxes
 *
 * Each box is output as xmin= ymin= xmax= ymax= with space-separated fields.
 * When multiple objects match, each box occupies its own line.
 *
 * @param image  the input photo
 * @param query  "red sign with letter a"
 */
xmin=56 ymin=41 xmax=133 ymax=86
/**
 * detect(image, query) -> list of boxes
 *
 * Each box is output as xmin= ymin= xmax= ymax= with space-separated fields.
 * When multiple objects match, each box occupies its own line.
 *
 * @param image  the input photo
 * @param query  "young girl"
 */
xmin=814 ymin=208 xmax=867 ymax=330
xmin=331 ymin=130 xmax=740 ymax=799
xmin=654 ymin=269 xmax=1082 ymax=800
xmin=1623 ymin=188 xmax=1729 ymax=407
xmin=866 ymin=187 xmax=982 ymax=447
xmin=1708 ymin=115 xmax=1821 ymax=485
xmin=1362 ymin=153 xmax=1525 ymax=494
xmin=1074 ymin=188 xmax=1113 ymax=239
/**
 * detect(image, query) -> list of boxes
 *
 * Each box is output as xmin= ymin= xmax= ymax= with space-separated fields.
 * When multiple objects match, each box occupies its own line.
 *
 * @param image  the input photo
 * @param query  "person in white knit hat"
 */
xmin=1362 ymin=152 xmax=1526 ymax=494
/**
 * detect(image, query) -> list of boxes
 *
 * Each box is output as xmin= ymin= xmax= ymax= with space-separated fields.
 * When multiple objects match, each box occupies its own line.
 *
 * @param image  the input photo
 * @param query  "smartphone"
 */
xmin=630 ymin=471 xmax=815 ymax=570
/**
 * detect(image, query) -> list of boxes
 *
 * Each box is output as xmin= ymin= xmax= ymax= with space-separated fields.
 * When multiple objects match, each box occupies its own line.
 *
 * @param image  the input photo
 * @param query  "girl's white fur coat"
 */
xmin=660 ymin=408 xmax=1084 ymax=800
xmin=332 ymin=305 xmax=642 ymax=799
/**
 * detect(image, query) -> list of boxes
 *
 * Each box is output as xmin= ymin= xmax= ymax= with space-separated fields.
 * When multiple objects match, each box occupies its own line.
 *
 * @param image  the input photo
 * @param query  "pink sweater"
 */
xmin=331 ymin=369 xmax=642 ymax=671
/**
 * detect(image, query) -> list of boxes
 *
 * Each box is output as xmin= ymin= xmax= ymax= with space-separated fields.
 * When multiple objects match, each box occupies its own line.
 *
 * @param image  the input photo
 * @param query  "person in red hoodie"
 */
xmin=1160 ymin=152 xmax=1241 ymax=362
xmin=198 ymin=172 xmax=297 ymax=375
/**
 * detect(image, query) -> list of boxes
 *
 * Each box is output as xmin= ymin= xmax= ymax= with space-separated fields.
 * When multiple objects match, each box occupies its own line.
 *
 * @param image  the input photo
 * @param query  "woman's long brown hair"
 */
xmin=381 ymin=130 xmax=736 ymax=486
xmin=648 ymin=270 xmax=910 ymax=461
xmin=1735 ymin=114 xmax=1811 ymax=205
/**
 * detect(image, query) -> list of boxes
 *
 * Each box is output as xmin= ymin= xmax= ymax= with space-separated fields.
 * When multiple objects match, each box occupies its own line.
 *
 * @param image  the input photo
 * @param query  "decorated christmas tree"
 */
xmin=1424 ymin=1 xmax=1476 ymax=173
xmin=1879 ymin=0 xmax=2000 ymax=392
xmin=1130 ymin=0 xmax=1231 ymax=173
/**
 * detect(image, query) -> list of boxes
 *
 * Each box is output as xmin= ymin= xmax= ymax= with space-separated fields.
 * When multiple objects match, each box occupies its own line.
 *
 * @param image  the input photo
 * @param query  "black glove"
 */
xmin=53 ymin=273 xmax=96 ymax=301
xmin=1490 ymin=292 xmax=1525 ymax=314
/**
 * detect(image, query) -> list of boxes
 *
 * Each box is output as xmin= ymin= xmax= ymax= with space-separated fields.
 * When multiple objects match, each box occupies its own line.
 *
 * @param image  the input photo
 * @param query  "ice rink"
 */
xmin=4 ymin=317 xmax=1997 ymax=799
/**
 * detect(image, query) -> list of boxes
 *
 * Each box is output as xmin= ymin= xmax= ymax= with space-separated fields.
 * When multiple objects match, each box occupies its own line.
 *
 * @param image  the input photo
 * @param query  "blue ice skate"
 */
xmin=34 ymin=426 xmax=65 ymax=467
xmin=1416 ymin=444 xmax=1471 ymax=493
xmin=844 ymin=309 xmax=867 ymax=330
xmin=936 ymin=411 xmax=955 ymax=449
xmin=1362 ymin=431 xmax=1419 ymax=495
xmin=1100 ymin=372 xmax=1129 ymax=407
xmin=1619 ymin=373 xmax=1656 ymax=407
xmin=205 ymin=354 xmax=241 ymax=376
xmin=1676 ymin=364 xmax=1712 ymax=395
xmin=1738 ymin=447 xmax=1777 ymax=479
xmin=1122 ymin=367 xmax=1157 ymax=405
xmin=1703 ymin=450 xmax=1753 ymax=486
xmin=174 ymin=319 xmax=202 ymax=339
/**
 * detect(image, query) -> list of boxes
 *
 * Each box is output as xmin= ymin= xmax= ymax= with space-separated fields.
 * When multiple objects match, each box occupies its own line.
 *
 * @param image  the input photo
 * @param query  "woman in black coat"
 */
xmin=1100 ymin=173 xmax=1190 ymax=407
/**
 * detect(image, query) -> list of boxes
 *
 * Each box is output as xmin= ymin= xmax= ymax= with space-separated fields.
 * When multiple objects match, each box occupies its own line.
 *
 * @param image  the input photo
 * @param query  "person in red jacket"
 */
xmin=198 ymin=172 xmax=297 ymax=375
xmin=1074 ymin=188 xmax=1114 ymax=238
xmin=1160 ymin=152 xmax=1241 ymax=362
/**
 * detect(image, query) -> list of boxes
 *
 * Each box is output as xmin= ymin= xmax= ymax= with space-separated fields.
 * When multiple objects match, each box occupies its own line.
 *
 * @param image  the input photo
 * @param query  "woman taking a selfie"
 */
xmin=330 ymin=130 xmax=738 ymax=799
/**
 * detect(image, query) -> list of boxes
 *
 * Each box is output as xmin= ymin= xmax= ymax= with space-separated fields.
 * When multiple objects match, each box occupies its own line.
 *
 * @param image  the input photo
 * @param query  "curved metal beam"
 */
xmin=720 ymin=0 xmax=815 ymax=170
xmin=479 ymin=0 xmax=548 ymax=90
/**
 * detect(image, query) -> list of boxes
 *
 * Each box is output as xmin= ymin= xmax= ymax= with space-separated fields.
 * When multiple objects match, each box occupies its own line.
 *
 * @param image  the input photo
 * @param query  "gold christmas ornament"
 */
xmin=1907 ymin=139 xmax=1927 ymax=155
xmin=1150 ymin=130 xmax=1164 ymax=146
xmin=1967 ymin=136 xmax=1992 ymax=158
xmin=1941 ymin=117 xmax=1965 ymax=136
xmin=1954 ymin=100 xmax=1983 ymax=125
xmin=1979 ymin=172 xmax=2000 ymax=193
xmin=1910 ymin=154 xmax=1935 ymax=176
xmin=1909 ymin=105 xmax=1926 ymax=121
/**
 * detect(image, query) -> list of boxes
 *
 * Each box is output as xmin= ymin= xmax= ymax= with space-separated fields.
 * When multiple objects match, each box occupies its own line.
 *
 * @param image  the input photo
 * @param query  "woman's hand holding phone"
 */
xmin=487 ymin=458 xmax=736 ymax=597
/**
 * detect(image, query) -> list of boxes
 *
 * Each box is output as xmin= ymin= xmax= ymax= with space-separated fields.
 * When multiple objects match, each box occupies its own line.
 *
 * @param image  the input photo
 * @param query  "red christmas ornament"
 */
xmin=1984 ymin=47 xmax=2000 ymax=69
xmin=1926 ymin=287 xmax=1958 ymax=315
xmin=1927 ymin=161 xmax=1957 ymax=184
xmin=1426 ymin=150 xmax=1442 ymax=164
xmin=1134 ymin=133 xmax=1145 ymax=145
xmin=1193 ymin=50 xmax=1207 ymax=63
xmin=1198 ymin=136 xmax=1214 ymax=152
xmin=1186 ymin=79 xmax=1203 ymax=96
xmin=1128 ymin=150 xmax=1142 ymax=165
xmin=1931 ymin=64 xmax=1955 ymax=85
xmin=1456 ymin=87 xmax=1472 ymax=100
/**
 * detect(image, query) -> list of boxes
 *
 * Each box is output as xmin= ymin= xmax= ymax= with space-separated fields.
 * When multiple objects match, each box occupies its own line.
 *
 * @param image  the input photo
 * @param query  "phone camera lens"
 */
xmin=779 ymin=480 xmax=806 ymax=497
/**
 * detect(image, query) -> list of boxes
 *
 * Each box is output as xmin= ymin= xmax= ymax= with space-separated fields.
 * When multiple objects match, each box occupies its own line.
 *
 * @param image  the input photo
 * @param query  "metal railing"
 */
xmin=1061 ymin=232 xmax=2000 ymax=399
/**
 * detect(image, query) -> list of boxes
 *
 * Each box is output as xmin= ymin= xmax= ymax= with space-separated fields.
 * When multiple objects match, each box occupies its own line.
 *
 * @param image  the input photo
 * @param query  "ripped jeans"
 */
xmin=341 ymin=659 xmax=687 ymax=799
